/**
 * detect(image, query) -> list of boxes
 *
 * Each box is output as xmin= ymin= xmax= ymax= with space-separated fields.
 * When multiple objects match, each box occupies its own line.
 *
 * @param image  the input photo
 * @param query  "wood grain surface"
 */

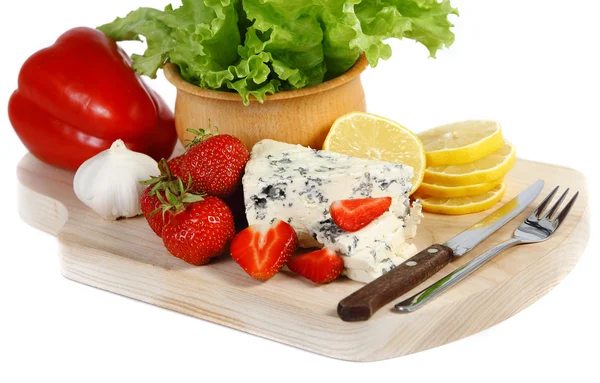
xmin=16 ymin=154 xmax=589 ymax=362
xmin=163 ymin=55 xmax=369 ymax=151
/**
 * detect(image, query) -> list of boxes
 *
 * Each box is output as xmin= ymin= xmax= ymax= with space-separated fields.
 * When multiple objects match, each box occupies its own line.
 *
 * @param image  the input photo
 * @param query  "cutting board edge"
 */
xmin=348 ymin=203 xmax=591 ymax=362
xmin=50 ymin=201 xmax=593 ymax=362
xmin=15 ymin=155 xmax=591 ymax=362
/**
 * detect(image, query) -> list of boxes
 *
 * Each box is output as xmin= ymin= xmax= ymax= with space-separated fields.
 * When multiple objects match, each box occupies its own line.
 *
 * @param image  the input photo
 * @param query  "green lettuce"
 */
xmin=98 ymin=0 xmax=458 ymax=105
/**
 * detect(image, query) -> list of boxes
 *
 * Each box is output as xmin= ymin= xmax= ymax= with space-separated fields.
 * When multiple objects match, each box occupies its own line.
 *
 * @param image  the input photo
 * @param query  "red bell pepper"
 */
xmin=8 ymin=27 xmax=177 ymax=171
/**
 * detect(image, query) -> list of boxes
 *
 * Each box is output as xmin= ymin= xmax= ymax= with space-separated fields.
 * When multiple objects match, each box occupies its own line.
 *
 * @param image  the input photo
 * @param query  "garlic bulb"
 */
xmin=74 ymin=140 xmax=160 ymax=220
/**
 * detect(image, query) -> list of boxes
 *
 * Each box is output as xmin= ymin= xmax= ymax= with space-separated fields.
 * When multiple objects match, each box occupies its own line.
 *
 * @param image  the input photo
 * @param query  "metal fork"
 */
xmin=394 ymin=186 xmax=580 ymax=313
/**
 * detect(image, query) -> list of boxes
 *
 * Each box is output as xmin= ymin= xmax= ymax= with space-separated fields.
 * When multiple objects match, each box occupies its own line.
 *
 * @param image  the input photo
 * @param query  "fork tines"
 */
xmin=532 ymin=185 xmax=579 ymax=226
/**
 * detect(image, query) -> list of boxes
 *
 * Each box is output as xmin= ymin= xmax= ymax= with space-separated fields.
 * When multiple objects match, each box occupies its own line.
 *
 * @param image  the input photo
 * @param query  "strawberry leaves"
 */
xmin=185 ymin=121 xmax=219 ymax=150
xmin=141 ymin=158 xmax=205 ymax=218
xmin=140 ymin=158 xmax=180 ymax=196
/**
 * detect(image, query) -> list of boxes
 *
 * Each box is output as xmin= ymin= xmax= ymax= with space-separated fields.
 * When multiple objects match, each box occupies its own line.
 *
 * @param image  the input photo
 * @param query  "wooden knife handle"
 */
xmin=337 ymin=244 xmax=454 ymax=322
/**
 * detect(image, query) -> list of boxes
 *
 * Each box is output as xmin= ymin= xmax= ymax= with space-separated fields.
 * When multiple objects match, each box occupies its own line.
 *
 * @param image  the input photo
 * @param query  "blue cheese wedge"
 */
xmin=243 ymin=139 xmax=414 ymax=248
xmin=307 ymin=211 xmax=420 ymax=283
xmin=344 ymin=243 xmax=418 ymax=283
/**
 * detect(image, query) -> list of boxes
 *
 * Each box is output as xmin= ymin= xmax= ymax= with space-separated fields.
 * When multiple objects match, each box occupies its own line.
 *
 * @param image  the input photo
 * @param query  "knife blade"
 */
xmin=337 ymin=180 xmax=544 ymax=322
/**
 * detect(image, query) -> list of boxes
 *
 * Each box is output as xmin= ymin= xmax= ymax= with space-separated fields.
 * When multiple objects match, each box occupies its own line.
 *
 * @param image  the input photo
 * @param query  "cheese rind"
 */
xmin=242 ymin=139 xmax=414 ymax=247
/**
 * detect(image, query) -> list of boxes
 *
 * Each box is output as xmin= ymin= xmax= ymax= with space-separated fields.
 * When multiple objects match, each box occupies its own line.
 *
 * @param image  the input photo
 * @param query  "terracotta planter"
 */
xmin=163 ymin=55 xmax=369 ymax=150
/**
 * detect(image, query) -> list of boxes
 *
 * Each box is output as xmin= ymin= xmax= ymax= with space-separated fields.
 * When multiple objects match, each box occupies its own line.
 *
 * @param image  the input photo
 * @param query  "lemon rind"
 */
xmin=418 ymin=183 xmax=507 ymax=215
xmin=415 ymin=178 xmax=503 ymax=198
xmin=420 ymin=121 xmax=504 ymax=167
xmin=424 ymin=143 xmax=516 ymax=187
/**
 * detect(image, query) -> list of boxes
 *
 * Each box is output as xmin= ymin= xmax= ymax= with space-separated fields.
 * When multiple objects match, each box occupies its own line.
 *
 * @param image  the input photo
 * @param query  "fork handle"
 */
xmin=395 ymin=237 xmax=523 ymax=313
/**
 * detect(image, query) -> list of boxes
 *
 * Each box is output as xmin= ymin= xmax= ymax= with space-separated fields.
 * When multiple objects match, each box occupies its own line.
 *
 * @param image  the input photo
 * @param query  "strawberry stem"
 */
xmin=185 ymin=120 xmax=219 ymax=150
xmin=157 ymin=174 xmax=206 ymax=215
xmin=140 ymin=158 xmax=181 ymax=196
xmin=140 ymin=157 xmax=205 ymax=217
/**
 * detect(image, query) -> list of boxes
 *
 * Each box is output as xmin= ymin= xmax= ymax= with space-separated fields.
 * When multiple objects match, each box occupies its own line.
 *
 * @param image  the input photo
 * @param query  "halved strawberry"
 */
xmin=230 ymin=219 xmax=298 ymax=281
xmin=287 ymin=248 xmax=344 ymax=284
xmin=330 ymin=197 xmax=392 ymax=232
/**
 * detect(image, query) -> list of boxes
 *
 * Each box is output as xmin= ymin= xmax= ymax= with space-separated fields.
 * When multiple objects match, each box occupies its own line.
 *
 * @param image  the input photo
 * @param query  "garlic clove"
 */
xmin=73 ymin=139 xmax=160 ymax=220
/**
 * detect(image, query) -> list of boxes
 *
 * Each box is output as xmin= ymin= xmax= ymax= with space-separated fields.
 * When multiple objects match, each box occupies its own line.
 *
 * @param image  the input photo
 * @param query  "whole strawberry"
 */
xmin=140 ymin=159 xmax=180 ymax=237
xmin=140 ymin=187 xmax=170 ymax=237
xmin=168 ymin=155 xmax=188 ymax=181
xmin=182 ymin=129 xmax=249 ymax=199
xmin=162 ymin=196 xmax=236 ymax=265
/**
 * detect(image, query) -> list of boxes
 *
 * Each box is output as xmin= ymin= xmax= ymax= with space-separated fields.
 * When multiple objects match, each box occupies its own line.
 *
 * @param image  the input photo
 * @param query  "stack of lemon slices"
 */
xmin=323 ymin=114 xmax=515 ymax=215
xmin=415 ymin=120 xmax=515 ymax=214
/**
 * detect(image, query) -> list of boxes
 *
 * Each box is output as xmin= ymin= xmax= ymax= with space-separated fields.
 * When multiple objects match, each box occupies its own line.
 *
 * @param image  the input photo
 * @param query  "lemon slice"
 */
xmin=323 ymin=112 xmax=426 ymax=194
xmin=424 ymin=142 xmax=516 ymax=186
xmin=418 ymin=183 xmax=507 ymax=215
xmin=415 ymin=178 xmax=503 ymax=198
xmin=418 ymin=120 xmax=504 ymax=166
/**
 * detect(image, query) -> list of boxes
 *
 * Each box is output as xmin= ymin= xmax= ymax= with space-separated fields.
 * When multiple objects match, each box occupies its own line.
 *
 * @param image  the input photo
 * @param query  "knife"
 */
xmin=337 ymin=179 xmax=544 ymax=322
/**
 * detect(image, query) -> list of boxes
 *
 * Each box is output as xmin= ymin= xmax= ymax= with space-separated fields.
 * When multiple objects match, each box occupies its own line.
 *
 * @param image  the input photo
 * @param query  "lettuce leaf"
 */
xmin=98 ymin=0 xmax=457 ymax=105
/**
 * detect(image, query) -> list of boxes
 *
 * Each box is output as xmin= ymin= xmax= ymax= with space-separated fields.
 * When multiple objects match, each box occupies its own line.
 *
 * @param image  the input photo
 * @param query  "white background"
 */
xmin=1 ymin=1 xmax=598 ymax=382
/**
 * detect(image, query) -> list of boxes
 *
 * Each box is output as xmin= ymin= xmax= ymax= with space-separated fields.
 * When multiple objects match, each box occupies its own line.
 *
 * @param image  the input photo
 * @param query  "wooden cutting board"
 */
xmin=17 ymin=153 xmax=589 ymax=362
